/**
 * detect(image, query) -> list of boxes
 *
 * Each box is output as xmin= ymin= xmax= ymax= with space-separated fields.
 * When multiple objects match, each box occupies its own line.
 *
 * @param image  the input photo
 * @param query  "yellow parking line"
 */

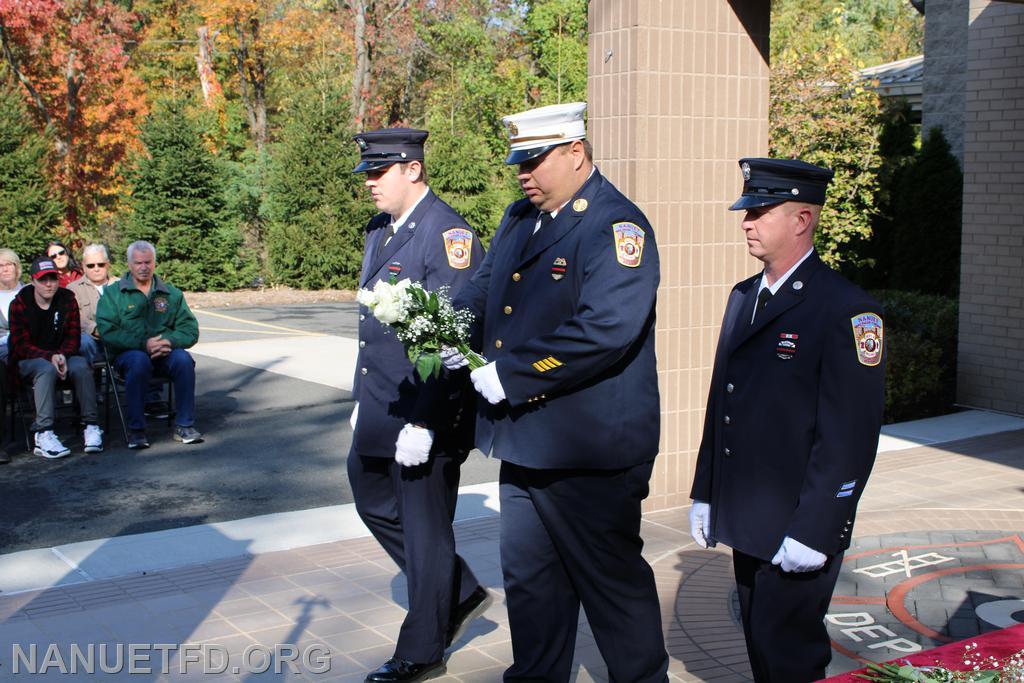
xmin=199 ymin=327 xmax=302 ymax=335
xmin=193 ymin=309 xmax=327 ymax=337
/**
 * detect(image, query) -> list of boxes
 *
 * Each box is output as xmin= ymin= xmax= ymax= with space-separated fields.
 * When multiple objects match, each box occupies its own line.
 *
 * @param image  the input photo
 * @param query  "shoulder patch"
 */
xmin=442 ymin=228 xmax=473 ymax=270
xmin=612 ymin=221 xmax=645 ymax=267
xmin=851 ymin=312 xmax=884 ymax=366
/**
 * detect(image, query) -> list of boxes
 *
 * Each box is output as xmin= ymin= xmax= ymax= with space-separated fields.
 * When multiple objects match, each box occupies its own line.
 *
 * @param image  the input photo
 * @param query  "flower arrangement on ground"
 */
xmin=856 ymin=643 xmax=1024 ymax=682
xmin=356 ymin=277 xmax=486 ymax=381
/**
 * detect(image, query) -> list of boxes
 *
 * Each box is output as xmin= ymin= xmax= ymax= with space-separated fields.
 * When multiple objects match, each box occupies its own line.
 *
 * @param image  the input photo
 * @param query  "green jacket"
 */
xmin=96 ymin=273 xmax=199 ymax=356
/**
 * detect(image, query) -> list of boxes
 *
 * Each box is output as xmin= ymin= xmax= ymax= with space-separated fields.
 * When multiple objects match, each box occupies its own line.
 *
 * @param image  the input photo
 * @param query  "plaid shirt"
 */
xmin=8 ymin=286 xmax=81 ymax=362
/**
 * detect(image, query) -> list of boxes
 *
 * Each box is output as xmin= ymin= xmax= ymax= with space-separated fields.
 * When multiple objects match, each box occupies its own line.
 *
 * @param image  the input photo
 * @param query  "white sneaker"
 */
xmin=83 ymin=424 xmax=103 ymax=453
xmin=34 ymin=431 xmax=71 ymax=459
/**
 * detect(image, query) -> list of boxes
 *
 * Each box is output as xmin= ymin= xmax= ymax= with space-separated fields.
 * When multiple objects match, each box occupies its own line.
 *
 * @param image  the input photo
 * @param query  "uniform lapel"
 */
xmin=518 ymin=171 xmax=603 ymax=266
xmin=728 ymin=253 xmax=824 ymax=352
xmin=721 ymin=277 xmax=759 ymax=352
xmin=367 ymin=190 xmax=438 ymax=280
xmin=359 ymin=223 xmax=387 ymax=287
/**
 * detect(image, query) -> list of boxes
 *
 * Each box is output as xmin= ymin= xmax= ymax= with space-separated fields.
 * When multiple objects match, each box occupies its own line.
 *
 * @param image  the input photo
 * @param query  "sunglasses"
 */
xmin=48 ymin=249 xmax=66 ymax=257
xmin=84 ymin=262 xmax=107 ymax=269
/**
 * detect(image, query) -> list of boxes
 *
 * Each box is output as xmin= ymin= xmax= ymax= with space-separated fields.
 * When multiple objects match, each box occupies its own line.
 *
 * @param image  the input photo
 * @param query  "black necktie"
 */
xmin=523 ymin=211 xmax=552 ymax=256
xmin=376 ymin=223 xmax=395 ymax=258
xmin=753 ymin=287 xmax=773 ymax=323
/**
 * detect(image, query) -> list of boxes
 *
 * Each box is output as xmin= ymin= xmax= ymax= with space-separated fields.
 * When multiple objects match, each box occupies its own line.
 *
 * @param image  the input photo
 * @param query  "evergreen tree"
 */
xmin=770 ymin=7 xmax=883 ymax=268
xmin=888 ymin=128 xmax=962 ymax=297
xmin=264 ymin=89 xmax=374 ymax=289
xmin=0 ymin=83 xmax=63 ymax=262
xmin=122 ymin=99 xmax=248 ymax=290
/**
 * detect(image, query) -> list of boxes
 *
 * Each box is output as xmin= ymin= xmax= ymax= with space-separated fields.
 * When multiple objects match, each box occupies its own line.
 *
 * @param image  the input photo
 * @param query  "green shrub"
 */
xmin=888 ymin=128 xmax=963 ymax=297
xmin=264 ymin=89 xmax=372 ymax=289
xmin=872 ymin=289 xmax=958 ymax=423
xmin=0 ymin=84 xmax=63 ymax=261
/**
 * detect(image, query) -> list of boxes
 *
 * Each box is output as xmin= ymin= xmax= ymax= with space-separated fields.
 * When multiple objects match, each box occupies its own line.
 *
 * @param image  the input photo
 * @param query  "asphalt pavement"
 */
xmin=0 ymin=303 xmax=501 ymax=554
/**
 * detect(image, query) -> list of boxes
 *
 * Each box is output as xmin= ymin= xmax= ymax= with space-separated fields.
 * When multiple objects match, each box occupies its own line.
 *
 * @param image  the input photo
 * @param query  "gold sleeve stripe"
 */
xmin=532 ymin=357 xmax=565 ymax=372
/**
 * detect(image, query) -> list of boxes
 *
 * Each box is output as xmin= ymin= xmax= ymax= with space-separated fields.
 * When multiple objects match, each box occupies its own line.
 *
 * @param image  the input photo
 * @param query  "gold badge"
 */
xmin=850 ymin=312 xmax=884 ymax=367
xmin=442 ymin=228 xmax=473 ymax=270
xmin=573 ymin=198 xmax=588 ymax=212
xmin=508 ymin=122 xmax=519 ymax=137
xmin=612 ymin=222 xmax=645 ymax=268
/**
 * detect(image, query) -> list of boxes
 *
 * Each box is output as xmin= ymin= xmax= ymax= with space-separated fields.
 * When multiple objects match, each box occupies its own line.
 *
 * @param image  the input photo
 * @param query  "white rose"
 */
xmin=374 ymin=297 xmax=403 ymax=324
xmin=356 ymin=287 xmax=377 ymax=308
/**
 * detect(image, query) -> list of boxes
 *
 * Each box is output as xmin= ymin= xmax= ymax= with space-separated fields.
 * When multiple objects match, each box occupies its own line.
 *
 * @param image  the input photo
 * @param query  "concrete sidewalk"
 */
xmin=0 ymin=412 xmax=1021 ymax=681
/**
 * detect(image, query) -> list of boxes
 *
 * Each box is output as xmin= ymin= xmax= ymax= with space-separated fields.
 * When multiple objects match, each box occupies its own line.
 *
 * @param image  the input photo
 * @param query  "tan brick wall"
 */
xmin=957 ymin=0 xmax=1024 ymax=416
xmin=588 ymin=1 xmax=770 ymax=510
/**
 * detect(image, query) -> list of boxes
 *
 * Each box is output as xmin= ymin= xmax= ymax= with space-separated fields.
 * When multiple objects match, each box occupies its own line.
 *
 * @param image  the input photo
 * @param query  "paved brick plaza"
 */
xmin=0 ymin=429 xmax=1021 ymax=681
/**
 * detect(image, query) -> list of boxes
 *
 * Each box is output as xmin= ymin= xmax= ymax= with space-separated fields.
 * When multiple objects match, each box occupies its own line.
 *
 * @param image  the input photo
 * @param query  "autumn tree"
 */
xmin=769 ymin=7 xmax=883 ymax=267
xmin=771 ymin=0 xmax=923 ymax=67
xmin=0 ymin=82 xmax=62 ymax=258
xmin=0 ymin=0 xmax=148 ymax=231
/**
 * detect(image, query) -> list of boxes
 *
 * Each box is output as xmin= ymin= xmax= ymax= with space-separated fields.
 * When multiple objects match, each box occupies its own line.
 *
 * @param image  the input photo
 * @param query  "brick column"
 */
xmin=588 ymin=2 xmax=770 ymax=510
xmin=957 ymin=0 xmax=1024 ymax=416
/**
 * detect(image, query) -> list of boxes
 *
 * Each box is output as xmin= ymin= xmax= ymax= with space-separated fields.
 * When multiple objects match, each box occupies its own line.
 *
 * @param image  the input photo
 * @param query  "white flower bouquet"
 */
xmin=357 ymin=278 xmax=487 ymax=381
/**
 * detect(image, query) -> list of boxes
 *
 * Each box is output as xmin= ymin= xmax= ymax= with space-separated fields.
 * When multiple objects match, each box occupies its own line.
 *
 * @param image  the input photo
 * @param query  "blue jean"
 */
xmin=114 ymin=348 xmax=195 ymax=431
xmin=80 ymin=333 xmax=101 ymax=365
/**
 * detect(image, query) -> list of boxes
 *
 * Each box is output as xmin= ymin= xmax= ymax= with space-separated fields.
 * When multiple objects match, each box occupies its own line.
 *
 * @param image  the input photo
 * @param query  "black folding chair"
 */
xmin=102 ymin=347 xmax=174 ymax=444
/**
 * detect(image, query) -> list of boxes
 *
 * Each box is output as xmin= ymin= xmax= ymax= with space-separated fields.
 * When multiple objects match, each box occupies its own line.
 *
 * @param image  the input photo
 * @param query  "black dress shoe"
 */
xmin=446 ymin=585 xmax=493 ymax=647
xmin=364 ymin=658 xmax=445 ymax=682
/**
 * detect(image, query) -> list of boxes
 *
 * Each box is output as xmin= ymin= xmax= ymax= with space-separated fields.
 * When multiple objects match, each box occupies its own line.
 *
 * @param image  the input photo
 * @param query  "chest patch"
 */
xmin=442 ymin=228 xmax=473 ymax=270
xmin=551 ymin=257 xmax=567 ymax=281
xmin=612 ymin=222 xmax=645 ymax=268
xmin=776 ymin=332 xmax=798 ymax=360
xmin=851 ymin=312 xmax=884 ymax=367
xmin=153 ymin=297 xmax=168 ymax=313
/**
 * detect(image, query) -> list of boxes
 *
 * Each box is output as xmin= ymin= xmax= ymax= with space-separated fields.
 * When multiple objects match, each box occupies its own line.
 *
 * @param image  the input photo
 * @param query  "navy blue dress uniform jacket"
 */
xmin=690 ymin=253 xmax=885 ymax=561
xmin=454 ymin=170 xmax=660 ymax=469
xmin=352 ymin=189 xmax=483 ymax=458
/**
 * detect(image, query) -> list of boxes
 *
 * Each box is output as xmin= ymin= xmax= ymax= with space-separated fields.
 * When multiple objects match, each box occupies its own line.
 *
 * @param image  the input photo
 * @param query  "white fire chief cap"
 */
xmin=501 ymin=102 xmax=587 ymax=165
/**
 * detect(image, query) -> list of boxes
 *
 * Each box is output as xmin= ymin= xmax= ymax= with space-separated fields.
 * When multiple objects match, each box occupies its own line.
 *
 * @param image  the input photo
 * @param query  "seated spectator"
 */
xmin=0 ymin=248 xmax=23 ymax=464
xmin=96 ymin=241 xmax=203 ymax=449
xmin=0 ymin=248 xmax=24 ymax=366
xmin=68 ymin=244 xmax=114 ymax=366
xmin=9 ymin=257 xmax=102 ymax=458
xmin=46 ymin=240 xmax=82 ymax=287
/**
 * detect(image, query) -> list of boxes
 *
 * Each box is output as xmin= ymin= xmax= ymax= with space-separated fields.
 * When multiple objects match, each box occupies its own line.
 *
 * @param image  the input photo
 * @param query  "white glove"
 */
xmin=394 ymin=424 xmax=433 ymax=467
xmin=470 ymin=362 xmax=506 ymax=405
xmin=349 ymin=402 xmax=359 ymax=430
xmin=440 ymin=346 xmax=469 ymax=370
xmin=771 ymin=536 xmax=827 ymax=573
xmin=689 ymin=501 xmax=711 ymax=548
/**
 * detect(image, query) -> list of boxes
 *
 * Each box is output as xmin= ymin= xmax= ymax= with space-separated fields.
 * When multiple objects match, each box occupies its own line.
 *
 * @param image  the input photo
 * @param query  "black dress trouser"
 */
xmin=732 ymin=548 xmax=845 ymax=683
xmin=348 ymin=448 xmax=480 ymax=663
xmin=499 ymin=459 xmax=669 ymax=683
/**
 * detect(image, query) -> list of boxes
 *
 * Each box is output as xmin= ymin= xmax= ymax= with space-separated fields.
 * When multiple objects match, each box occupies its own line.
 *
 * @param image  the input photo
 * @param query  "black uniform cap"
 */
xmin=352 ymin=128 xmax=428 ymax=173
xmin=729 ymin=158 xmax=835 ymax=211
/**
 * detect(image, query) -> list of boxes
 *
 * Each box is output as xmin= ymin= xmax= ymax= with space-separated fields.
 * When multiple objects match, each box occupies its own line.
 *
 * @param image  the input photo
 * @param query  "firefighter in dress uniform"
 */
xmin=348 ymin=128 xmax=490 ymax=683
xmin=689 ymin=158 xmax=886 ymax=682
xmin=445 ymin=103 xmax=670 ymax=683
